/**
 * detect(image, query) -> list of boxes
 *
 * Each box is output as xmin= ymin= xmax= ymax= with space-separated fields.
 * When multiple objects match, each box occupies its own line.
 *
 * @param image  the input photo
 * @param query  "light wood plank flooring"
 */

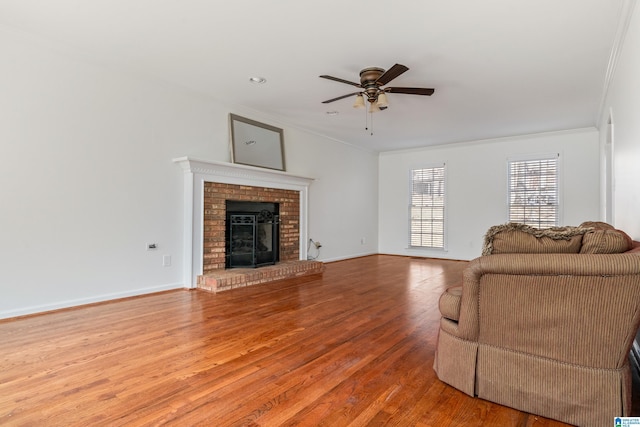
xmin=0 ymin=255 xmax=627 ymax=426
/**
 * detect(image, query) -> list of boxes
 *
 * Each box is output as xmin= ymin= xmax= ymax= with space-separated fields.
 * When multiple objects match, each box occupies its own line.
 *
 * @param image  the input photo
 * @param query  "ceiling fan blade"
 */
xmin=376 ymin=64 xmax=409 ymax=85
xmin=385 ymin=87 xmax=435 ymax=96
xmin=319 ymin=75 xmax=362 ymax=87
xmin=322 ymin=92 xmax=361 ymax=104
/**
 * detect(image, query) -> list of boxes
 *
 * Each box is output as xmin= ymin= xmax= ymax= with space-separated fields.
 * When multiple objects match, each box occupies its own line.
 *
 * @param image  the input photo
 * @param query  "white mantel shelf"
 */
xmin=173 ymin=157 xmax=314 ymax=288
xmin=173 ymin=157 xmax=314 ymax=188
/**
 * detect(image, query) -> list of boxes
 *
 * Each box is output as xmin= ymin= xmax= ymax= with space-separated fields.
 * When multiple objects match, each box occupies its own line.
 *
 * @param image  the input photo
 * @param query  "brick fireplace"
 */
xmin=202 ymin=182 xmax=300 ymax=272
xmin=173 ymin=157 xmax=322 ymax=291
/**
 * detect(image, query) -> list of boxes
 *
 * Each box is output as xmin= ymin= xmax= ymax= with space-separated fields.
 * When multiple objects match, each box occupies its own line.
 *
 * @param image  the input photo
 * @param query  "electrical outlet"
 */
xmin=314 ymin=241 xmax=322 ymax=249
xmin=163 ymin=255 xmax=171 ymax=267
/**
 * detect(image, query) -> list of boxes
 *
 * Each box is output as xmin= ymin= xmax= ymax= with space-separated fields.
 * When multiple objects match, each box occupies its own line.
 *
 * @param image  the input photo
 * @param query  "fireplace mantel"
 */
xmin=173 ymin=157 xmax=314 ymax=288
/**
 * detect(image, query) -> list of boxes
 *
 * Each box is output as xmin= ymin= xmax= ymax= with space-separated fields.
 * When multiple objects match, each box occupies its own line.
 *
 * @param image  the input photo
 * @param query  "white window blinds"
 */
xmin=410 ymin=166 xmax=445 ymax=248
xmin=508 ymin=156 xmax=559 ymax=228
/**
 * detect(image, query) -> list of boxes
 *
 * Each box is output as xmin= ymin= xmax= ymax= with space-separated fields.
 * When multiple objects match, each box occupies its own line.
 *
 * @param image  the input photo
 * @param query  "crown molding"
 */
xmin=596 ymin=0 xmax=638 ymax=124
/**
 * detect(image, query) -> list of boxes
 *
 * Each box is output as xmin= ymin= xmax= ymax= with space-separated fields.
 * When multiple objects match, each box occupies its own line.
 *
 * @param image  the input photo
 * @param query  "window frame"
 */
xmin=408 ymin=163 xmax=447 ymax=250
xmin=507 ymin=153 xmax=561 ymax=228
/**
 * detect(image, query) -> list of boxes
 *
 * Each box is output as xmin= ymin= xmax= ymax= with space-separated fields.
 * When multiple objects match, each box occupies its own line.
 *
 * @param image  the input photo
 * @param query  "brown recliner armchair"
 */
xmin=433 ymin=223 xmax=640 ymax=427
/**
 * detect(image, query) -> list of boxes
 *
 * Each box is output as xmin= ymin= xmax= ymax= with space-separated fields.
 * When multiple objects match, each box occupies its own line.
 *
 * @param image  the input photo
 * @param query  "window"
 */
xmin=508 ymin=155 xmax=559 ymax=228
xmin=410 ymin=165 xmax=445 ymax=248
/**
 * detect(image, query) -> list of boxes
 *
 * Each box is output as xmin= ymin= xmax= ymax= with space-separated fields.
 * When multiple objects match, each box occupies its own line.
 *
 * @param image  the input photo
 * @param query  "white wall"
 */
xmin=283 ymin=130 xmax=379 ymax=261
xmin=0 ymin=28 xmax=378 ymax=318
xmin=378 ymin=129 xmax=601 ymax=260
xmin=599 ymin=1 xmax=640 ymax=240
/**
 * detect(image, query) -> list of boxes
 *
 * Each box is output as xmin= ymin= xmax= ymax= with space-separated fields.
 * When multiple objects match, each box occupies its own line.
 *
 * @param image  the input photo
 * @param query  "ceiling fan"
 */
xmin=319 ymin=63 xmax=434 ymax=110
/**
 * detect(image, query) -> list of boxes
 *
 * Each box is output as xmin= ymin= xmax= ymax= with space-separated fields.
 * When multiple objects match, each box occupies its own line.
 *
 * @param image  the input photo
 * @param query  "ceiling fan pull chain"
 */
xmin=365 ymin=106 xmax=369 ymax=131
xmin=370 ymin=111 xmax=374 ymax=136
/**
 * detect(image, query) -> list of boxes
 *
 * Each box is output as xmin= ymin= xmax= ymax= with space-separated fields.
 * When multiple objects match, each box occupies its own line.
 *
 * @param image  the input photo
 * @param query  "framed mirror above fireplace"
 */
xmin=229 ymin=114 xmax=285 ymax=171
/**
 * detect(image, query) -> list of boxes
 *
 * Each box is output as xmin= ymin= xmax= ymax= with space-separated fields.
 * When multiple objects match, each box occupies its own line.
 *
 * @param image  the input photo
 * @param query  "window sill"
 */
xmin=407 ymin=246 xmax=448 ymax=252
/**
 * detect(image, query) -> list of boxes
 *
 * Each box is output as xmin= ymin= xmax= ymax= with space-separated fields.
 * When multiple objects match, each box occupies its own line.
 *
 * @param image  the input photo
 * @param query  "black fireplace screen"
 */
xmin=226 ymin=201 xmax=279 ymax=268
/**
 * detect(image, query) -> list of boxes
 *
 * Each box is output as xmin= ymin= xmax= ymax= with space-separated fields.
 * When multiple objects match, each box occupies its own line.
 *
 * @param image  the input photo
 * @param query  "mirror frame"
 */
xmin=229 ymin=114 xmax=286 ymax=171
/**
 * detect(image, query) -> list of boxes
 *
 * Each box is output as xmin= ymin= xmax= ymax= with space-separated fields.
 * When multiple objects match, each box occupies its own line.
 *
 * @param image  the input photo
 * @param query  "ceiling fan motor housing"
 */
xmin=360 ymin=67 xmax=385 ymax=102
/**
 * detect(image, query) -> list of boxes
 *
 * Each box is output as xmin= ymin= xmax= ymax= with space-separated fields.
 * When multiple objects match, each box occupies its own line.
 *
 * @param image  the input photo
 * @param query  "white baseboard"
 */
xmin=0 ymin=282 xmax=186 ymax=320
xmin=319 ymin=251 xmax=377 ymax=263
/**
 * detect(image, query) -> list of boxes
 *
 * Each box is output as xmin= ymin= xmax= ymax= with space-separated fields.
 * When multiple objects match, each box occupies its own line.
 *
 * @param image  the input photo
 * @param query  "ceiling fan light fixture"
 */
xmin=368 ymin=101 xmax=380 ymax=113
xmin=377 ymin=92 xmax=389 ymax=109
xmin=353 ymin=94 xmax=365 ymax=109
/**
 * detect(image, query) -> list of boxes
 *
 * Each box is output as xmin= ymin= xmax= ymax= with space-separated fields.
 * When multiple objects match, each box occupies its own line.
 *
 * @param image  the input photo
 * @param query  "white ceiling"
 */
xmin=0 ymin=0 xmax=626 ymax=152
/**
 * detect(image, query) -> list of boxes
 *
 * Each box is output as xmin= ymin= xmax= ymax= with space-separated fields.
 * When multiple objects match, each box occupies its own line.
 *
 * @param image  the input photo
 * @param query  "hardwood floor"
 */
xmin=0 ymin=255 xmax=627 ymax=426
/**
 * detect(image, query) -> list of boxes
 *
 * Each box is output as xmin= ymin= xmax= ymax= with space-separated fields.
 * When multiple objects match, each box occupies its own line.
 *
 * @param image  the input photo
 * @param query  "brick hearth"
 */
xmin=197 ymin=260 xmax=324 ymax=292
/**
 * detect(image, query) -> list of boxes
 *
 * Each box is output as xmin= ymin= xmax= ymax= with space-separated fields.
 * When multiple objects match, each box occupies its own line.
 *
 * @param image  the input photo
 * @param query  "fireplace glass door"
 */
xmin=226 ymin=202 xmax=279 ymax=268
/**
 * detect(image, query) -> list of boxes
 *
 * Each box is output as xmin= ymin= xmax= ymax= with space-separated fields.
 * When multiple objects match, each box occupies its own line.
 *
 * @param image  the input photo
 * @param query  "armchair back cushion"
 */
xmin=580 ymin=229 xmax=633 ymax=253
xmin=482 ymin=223 xmax=589 ymax=255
